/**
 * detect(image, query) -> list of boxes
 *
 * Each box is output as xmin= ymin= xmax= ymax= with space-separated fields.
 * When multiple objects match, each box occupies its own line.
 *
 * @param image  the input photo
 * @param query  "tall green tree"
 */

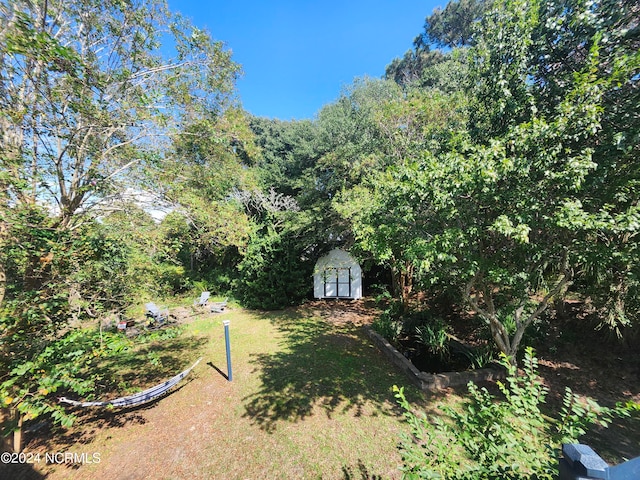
xmin=336 ymin=88 xmax=468 ymax=306
xmin=246 ymin=116 xmax=320 ymax=196
xmin=232 ymin=183 xmax=312 ymax=309
xmin=158 ymin=108 xmax=257 ymax=283
xmin=305 ymin=78 xmax=404 ymax=248
xmin=385 ymin=47 xmax=447 ymax=88
xmin=417 ymin=0 xmax=493 ymax=49
xmin=1 ymin=0 xmax=239 ymax=230
xmin=530 ymin=0 xmax=640 ymax=334
xmin=344 ymin=0 xmax=639 ymax=356
xmin=385 ymin=0 xmax=490 ymax=89
xmin=0 ymin=0 xmax=242 ymax=440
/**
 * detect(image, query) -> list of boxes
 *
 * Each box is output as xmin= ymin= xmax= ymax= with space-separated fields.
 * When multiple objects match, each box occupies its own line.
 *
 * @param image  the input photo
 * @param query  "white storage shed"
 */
xmin=313 ymin=249 xmax=362 ymax=299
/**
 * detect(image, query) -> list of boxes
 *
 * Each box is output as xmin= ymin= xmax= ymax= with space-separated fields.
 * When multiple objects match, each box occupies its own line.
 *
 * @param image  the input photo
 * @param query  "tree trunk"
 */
xmin=0 ymin=260 xmax=5 ymax=308
xmin=0 ymin=410 xmax=11 ymax=452
xmin=465 ymin=271 xmax=570 ymax=363
xmin=554 ymin=298 xmax=567 ymax=320
xmin=13 ymin=411 xmax=23 ymax=453
xmin=390 ymin=265 xmax=402 ymax=306
xmin=391 ymin=261 xmax=414 ymax=311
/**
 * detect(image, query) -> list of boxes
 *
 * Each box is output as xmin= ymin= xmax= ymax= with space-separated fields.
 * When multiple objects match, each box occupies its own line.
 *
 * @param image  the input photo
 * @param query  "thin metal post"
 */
xmin=223 ymin=320 xmax=232 ymax=381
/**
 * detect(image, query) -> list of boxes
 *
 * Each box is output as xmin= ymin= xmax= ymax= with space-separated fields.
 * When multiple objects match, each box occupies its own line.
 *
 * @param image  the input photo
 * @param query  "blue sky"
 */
xmin=167 ymin=1 xmax=443 ymax=120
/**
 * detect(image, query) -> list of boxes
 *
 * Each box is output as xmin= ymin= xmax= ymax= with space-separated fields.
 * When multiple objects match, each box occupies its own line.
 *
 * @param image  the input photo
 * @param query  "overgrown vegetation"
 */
xmin=0 ymin=0 xmax=638 ymax=470
xmin=394 ymin=347 xmax=630 ymax=479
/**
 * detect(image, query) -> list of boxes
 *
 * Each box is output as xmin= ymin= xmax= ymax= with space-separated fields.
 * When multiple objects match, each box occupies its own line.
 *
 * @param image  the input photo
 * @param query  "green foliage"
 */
xmin=468 ymin=0 xmax=540 ymax=140
xmin=160 ymin=110 xmax=255 ymax=277
xmin=386 ymin=0 xmax=488 ymax=89
xmin=135 ymin=325 xmax=184 ymax=345
xmin=0 ymin=328 xmax=133 ymax=430
xmin=419 ymin=0 xmax=493 ymax=49
xmin=393 ymin=347 xmax=619 ymax=479
xmin=385 ymin=47 xmax=448 ymax=89
xmin=0 ymin=0 xmax=242 ymax=435
xmin=372 ymin=309 xmax=403 ymax=344
xmin=619 ymin=400 xmax=640 ymax=415
xmin=334 ymin=87 xmax=468 ymax=304
xmin=0 ymin=0 xmax=637 ymax=445
xmin=234 ymin=226 xmax=312 ymax=310
xmin=415 ymin=321 xmax=450 ymax=361
xmin=0 ymin=205 xmax=152 ymax=433
xmin=0 ymin=204 xmax=134 ymax=333
xmin=247 ymin=116 xmax=321 ymax=195
xmin=2 ymin=0 xmax=241 ymax=229
xmin=86 ymin=209 xmax=188 ymax=301
xmin=555 ymin=387 xmax=618 ymax=445
xmin=340 ymin=0 xmax=640 ymax=355
xmin=464 ymin=345 xmax=496 ymax=370
xmin=370 ymin=283 xmax=393 ymax=305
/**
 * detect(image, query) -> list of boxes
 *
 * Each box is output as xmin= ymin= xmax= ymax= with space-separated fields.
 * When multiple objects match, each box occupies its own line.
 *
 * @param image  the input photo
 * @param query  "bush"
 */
xmin=415 ymin=320 xmax=450 ymax=361
xmin=394 ymin=347 xmax=624 ymax=479
xmin=0 ymin=328 xmax=134 ymax=431
xmin=372 ymin=309 xmax=403 ymax=343
xmin=234 ymin=227 xmax=312 ymax=310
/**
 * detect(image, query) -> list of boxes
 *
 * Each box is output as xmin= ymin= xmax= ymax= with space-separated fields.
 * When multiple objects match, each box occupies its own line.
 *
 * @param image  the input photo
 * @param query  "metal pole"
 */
xmin=223 ymin=320 xmax=232 ymax=381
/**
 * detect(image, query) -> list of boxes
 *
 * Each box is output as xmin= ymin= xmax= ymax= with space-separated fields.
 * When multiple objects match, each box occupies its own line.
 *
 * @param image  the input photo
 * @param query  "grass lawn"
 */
xmin=6 ymin=300 xmax=637 ymax=480
xmin=12 ymin=302 xmax=432 ymax=480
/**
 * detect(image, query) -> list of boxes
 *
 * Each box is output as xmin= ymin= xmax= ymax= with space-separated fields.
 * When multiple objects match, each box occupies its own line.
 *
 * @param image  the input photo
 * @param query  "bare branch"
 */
xmin=231 ymin=188 xmax=300 ymax=215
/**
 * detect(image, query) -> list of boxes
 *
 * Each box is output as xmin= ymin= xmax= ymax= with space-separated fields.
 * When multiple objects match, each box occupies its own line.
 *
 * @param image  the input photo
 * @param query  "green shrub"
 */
xmin=234 ymin=227 xmax=312 ymax=310
xmin=394 ymin=347 xmax=623 ymax=479
xmin=372 ymin=309 xmax=403 ymax=343
xmin=415 ymin=322 xmax=450 ymax=361
xmin=370 ymin=283 xmax=393 ymax=306
xmin=0 ymin=328 xmax=134 ymax=430
xmin=465 ymin=345 xmax=496 ymax=369
xmin=191 ymin=270 xmax=234 ymax=297
xmin=399 ymin=308 xmax=433 ymax=335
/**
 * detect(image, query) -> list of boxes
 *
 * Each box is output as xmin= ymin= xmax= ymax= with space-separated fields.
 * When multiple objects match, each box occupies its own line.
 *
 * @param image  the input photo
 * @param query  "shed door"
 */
xmin=324 ymin=267 xmax=351 ymax=298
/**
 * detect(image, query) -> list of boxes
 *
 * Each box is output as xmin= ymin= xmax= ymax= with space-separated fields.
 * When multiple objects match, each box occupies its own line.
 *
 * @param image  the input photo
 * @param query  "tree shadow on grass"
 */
xmin=341 ymin=459 xmax=384 ymax=479
xmin=534 ymin=321 xmax=640 ymax=464
xmin=93 ymin=335 xmax=208 ymax=392
xmin=242 ymin=310 xmax=424 ymax=433
xmin=19 ymin=335 xmax=207 ymax=457
xmin=0 ymin=462 xmax=46 ymax=480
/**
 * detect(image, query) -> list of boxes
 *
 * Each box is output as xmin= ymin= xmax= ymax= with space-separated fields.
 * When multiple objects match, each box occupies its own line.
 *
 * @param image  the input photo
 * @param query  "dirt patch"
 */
xmin=297 ymin=298 xmax=380 ymax=326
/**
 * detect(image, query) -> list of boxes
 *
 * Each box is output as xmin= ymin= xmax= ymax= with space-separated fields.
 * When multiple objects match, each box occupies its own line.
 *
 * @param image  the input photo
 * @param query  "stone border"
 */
xmin=365 ymin=326 xmax=506 ymax=391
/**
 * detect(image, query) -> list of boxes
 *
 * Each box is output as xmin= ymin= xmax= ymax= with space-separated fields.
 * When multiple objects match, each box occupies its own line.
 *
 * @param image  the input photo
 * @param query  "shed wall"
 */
xmin=313 ymin=249 xmax=362 ymax=299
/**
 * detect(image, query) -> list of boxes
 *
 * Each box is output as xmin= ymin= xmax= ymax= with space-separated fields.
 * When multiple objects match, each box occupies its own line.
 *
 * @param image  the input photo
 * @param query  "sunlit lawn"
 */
xmin=183 ymin=306 xmax=427 ymax=479
xmin=30 ymin=304 xmax=433 ymax=480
